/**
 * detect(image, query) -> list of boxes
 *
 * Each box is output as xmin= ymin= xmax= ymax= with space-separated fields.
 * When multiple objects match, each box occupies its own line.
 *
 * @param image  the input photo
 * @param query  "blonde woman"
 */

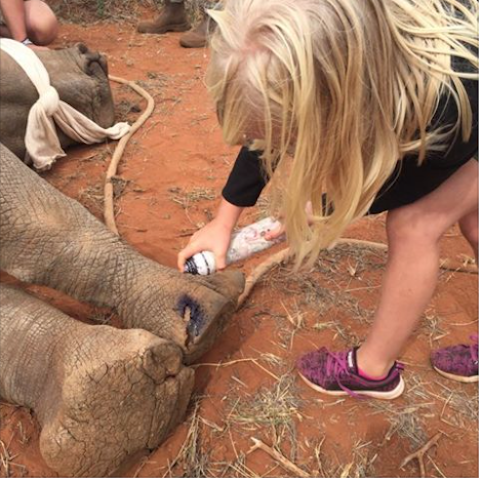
xmin=178 ymin=0 xmax=478 ymax=398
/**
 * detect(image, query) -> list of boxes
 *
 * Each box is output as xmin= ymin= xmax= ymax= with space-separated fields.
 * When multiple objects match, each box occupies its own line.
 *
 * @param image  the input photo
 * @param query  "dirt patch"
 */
xmin=0 ymin=19 xmax=478 ymax=479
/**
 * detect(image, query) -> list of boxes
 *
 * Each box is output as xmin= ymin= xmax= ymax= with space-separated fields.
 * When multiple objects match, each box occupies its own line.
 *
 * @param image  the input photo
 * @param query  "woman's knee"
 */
xmin=459 ymin=210 xmax=479 ymax=248
xmin=25 ymin=1 xmax=59 ymax=45
xmin=386 ymin=204 xmax=445 ymax=249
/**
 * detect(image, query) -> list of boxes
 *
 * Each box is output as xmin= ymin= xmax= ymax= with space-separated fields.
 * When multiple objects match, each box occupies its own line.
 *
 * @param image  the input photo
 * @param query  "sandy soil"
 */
xmin=0 ymin=19 xmax=479 ymax=479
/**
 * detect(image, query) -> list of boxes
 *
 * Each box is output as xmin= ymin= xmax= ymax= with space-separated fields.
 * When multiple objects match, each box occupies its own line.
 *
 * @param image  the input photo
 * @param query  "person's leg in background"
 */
xmin=179 ymin=1 xmax=219 ymax=49
xmin=430 ymin=201 xmax=478 ymax=383
xmin=137 ymin=0 xmax=190 ymax=35
xmin=0 ymin=0 xmax=58 ymax=46
xmin=458 ymin=208 xmax=479 ymax=263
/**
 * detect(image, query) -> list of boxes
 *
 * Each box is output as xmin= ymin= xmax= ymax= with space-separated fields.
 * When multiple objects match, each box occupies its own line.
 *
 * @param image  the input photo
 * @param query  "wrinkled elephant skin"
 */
xmin=0 ymin=284 xmax=194 ymax=477
xmin=0 ymin=143 xmax=244 ymax=362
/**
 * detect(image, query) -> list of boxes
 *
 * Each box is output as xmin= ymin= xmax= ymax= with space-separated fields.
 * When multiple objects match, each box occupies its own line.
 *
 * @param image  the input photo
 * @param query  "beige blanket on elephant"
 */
xmin=0 ymin=38 xmax=130 ymax=170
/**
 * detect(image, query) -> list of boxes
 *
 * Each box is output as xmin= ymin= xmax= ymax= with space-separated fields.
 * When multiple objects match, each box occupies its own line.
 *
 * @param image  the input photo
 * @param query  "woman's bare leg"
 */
xmin=357 ymin=160 xmax=479 ymax=377
xmin=459 ymin=208 xmax=479 ymax=263
xmin=0 ymin=0 xmax=58 ymax=45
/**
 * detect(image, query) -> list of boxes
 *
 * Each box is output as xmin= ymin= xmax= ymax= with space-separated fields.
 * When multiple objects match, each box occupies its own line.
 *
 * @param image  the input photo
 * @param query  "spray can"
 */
xmin=184 ymin=217 xmax=284 ymax=275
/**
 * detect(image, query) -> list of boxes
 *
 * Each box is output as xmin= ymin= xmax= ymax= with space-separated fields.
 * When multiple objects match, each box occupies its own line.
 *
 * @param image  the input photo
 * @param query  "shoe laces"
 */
xmin=324 ymin=349 xmax=403 ymax=399
xmin=470 ymin=334 xmax=479 ymax=364
xmin=325 ymin=350 xmax=358 ymax=398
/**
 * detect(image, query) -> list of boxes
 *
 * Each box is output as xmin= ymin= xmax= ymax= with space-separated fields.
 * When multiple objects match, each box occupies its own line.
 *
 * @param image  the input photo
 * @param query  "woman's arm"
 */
xmin=177 ymin=197 xmax=244 ymax=271
xmin=222 ymin=146 xmax=268 ymax=207
xmin=178 ymin=146 xmax=268 ymax=271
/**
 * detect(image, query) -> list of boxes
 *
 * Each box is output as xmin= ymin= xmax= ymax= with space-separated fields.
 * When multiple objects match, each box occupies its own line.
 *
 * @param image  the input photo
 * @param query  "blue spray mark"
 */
xmin=177 ymin=295 xmax=206 ymax=338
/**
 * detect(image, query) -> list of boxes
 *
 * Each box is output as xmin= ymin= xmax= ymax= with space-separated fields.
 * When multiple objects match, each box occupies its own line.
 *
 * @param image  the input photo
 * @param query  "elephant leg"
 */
xmin=0 ymin=143 xmax=244 ymax=362
xmin=0 ymin=284 xmax=194 ymax=477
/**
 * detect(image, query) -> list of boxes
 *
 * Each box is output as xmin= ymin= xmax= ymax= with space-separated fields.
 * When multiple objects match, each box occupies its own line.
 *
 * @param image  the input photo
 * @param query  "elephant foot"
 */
xmin=178 ymin=270 xmax=245 ymax=363
xmin=119 ymin=269 xmax=245 ymax=364
xmin=38 ymin=328 xmax=194 ymax=477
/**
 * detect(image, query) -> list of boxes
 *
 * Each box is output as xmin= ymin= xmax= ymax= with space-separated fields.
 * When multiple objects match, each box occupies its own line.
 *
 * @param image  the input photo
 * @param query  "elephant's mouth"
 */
xmin=176 ymin=295 xmax=206 ymax=339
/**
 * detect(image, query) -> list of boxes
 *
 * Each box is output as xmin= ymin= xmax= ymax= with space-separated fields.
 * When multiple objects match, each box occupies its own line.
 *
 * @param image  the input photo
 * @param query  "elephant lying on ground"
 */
xmin=0 ymin=42 xmax=116 ymax=162
xmin=0 ymin=45 xmax=244 ymax=477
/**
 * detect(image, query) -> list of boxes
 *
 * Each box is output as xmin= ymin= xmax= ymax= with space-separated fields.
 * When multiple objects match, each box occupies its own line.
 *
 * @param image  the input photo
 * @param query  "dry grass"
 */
xmin=162 ymin=399 xmax=211 ymax=478
xmin=266 ymin=244 xmax=384 ymax=325
xmin=169 ymin=186 xmax=215 ymax=206
xmin=313 ymin=243 xmax=386 ymax=278
xmin=229 ymin=375 xmax=301 ymax=429
xmin=77 ymin=149 xmax=110 ymax=165
xmin=137 ymin=73 xmax=170 ymax=105
xmin=219 ymin=454 xmax=259 ymax=478
xmin=266 ymin=270 xmax=369 ymax=347
xmin=228 ymin=374 xmax=304 ymax=462
xmin=77 ymin=183 xmax=104 ymax=216
xmin=366 ymin=374 xmax=433 ymax=448
xmin=272 ymin=302 xmax=307 ymax=350
xmin=168 ymin=186 xmax=215 ymax=228
xmin=345 ymin=440 xmax=378 ymax=478
xmin=15 ymin=422 xmax=30 ymax=446
xmin=419 ymin=313 xmax=449 ymax=346
xmin=429 ymin=380 xmax=479 ymax=428
xmin=0 ymin=436 xmax=27 ymax=477
xmin=54 ymin=0 xmax=151 ymax=22
xmin=115 ymin=99 xmax=142 ymax=124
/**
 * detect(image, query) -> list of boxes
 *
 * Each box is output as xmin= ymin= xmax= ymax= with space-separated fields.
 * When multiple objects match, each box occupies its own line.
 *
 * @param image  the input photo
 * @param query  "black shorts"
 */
xmin=369 ymin=154 xmax=478 ymax=214
xmin=369 ymin=59 xmax=478 ymax=214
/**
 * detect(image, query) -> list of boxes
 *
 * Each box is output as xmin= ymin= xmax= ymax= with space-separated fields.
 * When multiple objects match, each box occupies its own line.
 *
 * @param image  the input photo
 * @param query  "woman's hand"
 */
xmin=263 ymin=201 xmax=314 ymax=242
xmin=264 ymin=221 xmax=285 ymax=241
xmin=177 ymin=218 xmax=234 ymax=272
xmin=177 ymin=198 xmax=244 ymax=272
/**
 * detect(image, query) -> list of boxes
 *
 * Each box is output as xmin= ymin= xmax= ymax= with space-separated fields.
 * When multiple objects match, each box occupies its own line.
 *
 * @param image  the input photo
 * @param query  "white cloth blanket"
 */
xmin=0 ymin=38 xmax=130 ymax=170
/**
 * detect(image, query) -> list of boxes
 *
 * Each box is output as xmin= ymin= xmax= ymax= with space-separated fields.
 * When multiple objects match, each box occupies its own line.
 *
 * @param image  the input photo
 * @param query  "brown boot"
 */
xmin=179 ymin=11 xmax=214 ymax=48
xmin=137 ymin=0 xmax=191 ymax=34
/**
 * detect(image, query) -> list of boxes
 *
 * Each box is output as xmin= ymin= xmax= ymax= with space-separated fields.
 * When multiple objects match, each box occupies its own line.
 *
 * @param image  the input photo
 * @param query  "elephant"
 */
xmin=0 ymin=42 xmax=115 ymax=162
xmin=0 ymin=44 xmax=244 ymax=477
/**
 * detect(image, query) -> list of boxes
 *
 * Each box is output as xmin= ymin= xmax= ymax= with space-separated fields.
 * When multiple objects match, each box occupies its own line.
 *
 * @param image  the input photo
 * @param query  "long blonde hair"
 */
xmin=207 ymin=0 xmax=479 ymax=268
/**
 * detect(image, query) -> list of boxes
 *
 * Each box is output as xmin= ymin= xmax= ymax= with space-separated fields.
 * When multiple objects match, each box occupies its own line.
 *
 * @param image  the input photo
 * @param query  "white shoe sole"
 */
xmin=298 ymin=372 xmax=405 ymax=400
xmin=433 ymin=366 xmax=478 ymax=383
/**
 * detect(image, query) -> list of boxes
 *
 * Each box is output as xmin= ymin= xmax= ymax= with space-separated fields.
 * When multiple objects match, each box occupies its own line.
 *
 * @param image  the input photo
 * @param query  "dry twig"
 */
xmin=237 ymin=248 xmax=291 ymax=309
xmin=247 ymin=437 xmax=311 ymax=478
xmin=193 ymin=358 xmax=279 ymax=381
xmin=399 ymin=432 xmax=443 ymax=477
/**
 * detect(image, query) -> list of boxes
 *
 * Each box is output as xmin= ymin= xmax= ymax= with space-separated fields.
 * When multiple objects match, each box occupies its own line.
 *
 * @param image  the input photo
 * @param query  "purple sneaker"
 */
xmin=297 ymin=347 xmax=405 ymax=399
xmin=431 ymin=335 xmax=478 ymax=383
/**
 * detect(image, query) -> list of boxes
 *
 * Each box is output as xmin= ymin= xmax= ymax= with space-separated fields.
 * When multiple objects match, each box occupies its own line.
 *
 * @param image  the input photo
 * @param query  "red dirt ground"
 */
xmin=0 ymin=19 xmax=479 ymax=479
